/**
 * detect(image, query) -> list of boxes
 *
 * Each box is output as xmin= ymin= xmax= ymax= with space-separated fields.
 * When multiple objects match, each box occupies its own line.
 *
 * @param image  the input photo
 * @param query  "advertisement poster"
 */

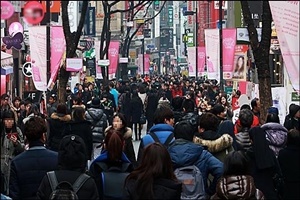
xmin=28 ymin=26 xmax=47 ymax=91
xmin=232 ymin=45 xmax=248 ymax=81
xmin=108 ymin=41 xmax=119 ymax=80
xmin=198 ymin=46 xmax=206 ymax=76
xmin=222 ymin=28 xmax=236 ymax=79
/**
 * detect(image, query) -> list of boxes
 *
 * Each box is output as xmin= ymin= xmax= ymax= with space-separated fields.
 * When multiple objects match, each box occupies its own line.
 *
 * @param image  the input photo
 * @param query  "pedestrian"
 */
xmin=124 ymin=143 xmax=182 ymax=200
xmin=37 ymin=135 xmax=99 ymax=200
xmin=211 ymin=151 xmax=264 ymax=199
xmin=85 ymin=97 xmax=108 ymax=159
xmin=47 ymin=103 xmax=72 ymax=152
xmin=1 ymin=110 xmax=24 ymax=195
xmin=105 ymin=113 xmax=136 ymax=167
xmin=283 ymin=104 xmax=300 ymax=131
xmin=129 ymin=90 xmax=143 ymax=141
xmin=9 ymin=116 xmax=58 ymax=199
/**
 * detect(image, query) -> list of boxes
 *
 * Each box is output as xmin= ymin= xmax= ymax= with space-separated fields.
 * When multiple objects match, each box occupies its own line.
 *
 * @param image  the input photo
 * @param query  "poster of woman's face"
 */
xmin=232 ymin=55 xmax=247 ymax=80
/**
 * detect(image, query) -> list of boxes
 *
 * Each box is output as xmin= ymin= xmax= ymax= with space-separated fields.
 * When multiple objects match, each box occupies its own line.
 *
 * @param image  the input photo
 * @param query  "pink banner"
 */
xmin=29 ymin=26 xmax=47 ymax=91
xmin=187 ymin=47 xmax=196 ymax=77
xmin=232 ymin=45 xmax=248 ymax=81
xmin=144 ymin=54 xmax=150 ymax=74
xmin=108 ymin=41 xmax=119 ymax=80
xmin=269 ymin=2 xmax=300 ymax=92
xmin=48 ymin=26 xmax=66 ymax=90
xmin=197 ymin=46 xmax=206 ymax=76
xmin=222 ymin=28 xmax=236 ymax=79
xmin=205 ymin=29 xmax=220 ymax=80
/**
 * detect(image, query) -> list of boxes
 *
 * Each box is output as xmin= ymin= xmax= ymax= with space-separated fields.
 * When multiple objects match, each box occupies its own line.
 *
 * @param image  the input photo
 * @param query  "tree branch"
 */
xmin=61 ymin=1 xmax=71 ymax=46
xmin=110 ymin=1 xmax=145 ymax=14
xmin=240 ymin=1 xmax=259 ymax=50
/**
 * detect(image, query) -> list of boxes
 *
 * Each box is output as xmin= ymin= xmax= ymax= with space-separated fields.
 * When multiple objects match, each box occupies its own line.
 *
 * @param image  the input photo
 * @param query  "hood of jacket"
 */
xmin=50 ymin=113 xmax=72 ymax=122
xmin=168 ymin=139 xmax=204 ymax=168
xmin=86 ymin=108 xmax=105 ymax=121
xmin=105 ymin=126 xmax=133 ymax=139
xmin=262 ymin=122 xmax=288 ymax=147
xmin=213 ymin=175 xmax=263 ymax=199
xmin=149 ymin=123 xmax=174 ymax=133
xmin=193 ymin=133 xmax=233 ymax=153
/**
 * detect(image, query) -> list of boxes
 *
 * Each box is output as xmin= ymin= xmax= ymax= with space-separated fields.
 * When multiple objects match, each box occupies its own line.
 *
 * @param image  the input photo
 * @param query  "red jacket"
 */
xmin=171 ymin=87 xmax=183 ymax=98
xmin=234 ymin=115 xmax=260 ymax=134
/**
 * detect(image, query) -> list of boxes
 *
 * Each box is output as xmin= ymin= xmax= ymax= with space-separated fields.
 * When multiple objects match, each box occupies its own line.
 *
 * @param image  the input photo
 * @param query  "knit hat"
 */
xmin=290 ymin=104 xmax=300 ymax=118
xmin=267 ymin=107 xmax=279 ymax=116
xmin=58 ymin=135 xmax=87 ymax=171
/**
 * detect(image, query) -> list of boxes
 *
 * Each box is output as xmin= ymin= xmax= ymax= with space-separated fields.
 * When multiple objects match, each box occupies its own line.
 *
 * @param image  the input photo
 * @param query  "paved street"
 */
xmin=132 ymin=123 xmax=148 ymax=159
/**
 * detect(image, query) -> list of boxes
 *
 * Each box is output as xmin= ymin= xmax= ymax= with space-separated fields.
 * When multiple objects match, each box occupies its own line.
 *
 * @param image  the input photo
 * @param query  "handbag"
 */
xmin=139 ymin=114 xmax=146 ymax=124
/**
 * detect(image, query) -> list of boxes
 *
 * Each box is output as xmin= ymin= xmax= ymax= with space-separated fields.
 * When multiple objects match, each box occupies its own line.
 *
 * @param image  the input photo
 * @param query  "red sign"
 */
xmin=23 ymin=1 xmax=45 ymax=25
xmin=41 ymin=1 xmax=60 ymax=13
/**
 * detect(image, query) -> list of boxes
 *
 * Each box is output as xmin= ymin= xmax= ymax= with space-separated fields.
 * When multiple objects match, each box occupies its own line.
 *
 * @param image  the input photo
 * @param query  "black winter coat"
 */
xmin=85 ymin=107 xmax=108 ymax=143
xmin=124 ymin=178 xmax=182 ymax=200
xmin=129 ymin=96 xmax=143 ymax=123
xmin=37 ymin=170 xmax=99 ymax=200
xmin=47 ymin=113 xmax=72 ymax=152
xmin=9 ymin=146 xmax=58 ymax=200
xmin=278 ymin=144 xmax=300 ymax=200
xmin=65 ymin=120 xmax=93 ymax=160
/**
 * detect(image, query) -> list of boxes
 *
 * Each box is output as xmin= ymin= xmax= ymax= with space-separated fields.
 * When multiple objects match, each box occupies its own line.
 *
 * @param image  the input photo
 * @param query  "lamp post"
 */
xmin=219 ymin=0 xmax=224 ymax=92
xmin=184 ymin=4 xmax=198 ymax=78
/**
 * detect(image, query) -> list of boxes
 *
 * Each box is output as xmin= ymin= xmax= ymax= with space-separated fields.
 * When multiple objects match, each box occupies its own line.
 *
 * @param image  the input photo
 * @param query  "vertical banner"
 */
xmin=204 ymin=29 xmax=220 ymax=80
xmin=29 ymin=26 xmax=47 ymax=91
xmin=68 ymin=1 xmax=78 ymax=33
xmin=137 ymin=54 xmax=143 ymax=74
xmin=48 ymin=26 xmax=66 ymax=90
xmin=269 ymin=1 xmax=300 ymax=92
xmin=222 ymin=28 xmax=236 ymax=79
xmin=108 ymin=41 xmax=119 ymax=80
xmin=197 ymin=46 xmax=206 ymax=76
xmin=94 ymin=40 xmax=103 ymax=79
xmin=84 ymin=7 xmax=95 ymax=36
xmin=187 ymin=46 xmax=196 ymax=77
xmin=232 ymin=45 xmax=248 ymax=81
xmin=144 ymin=54 xmax=150 ymax=74
xmin=173 ymin=1 xmax=179 ymax=25
xmin=186 ymin=1 xmax=194 ymax=29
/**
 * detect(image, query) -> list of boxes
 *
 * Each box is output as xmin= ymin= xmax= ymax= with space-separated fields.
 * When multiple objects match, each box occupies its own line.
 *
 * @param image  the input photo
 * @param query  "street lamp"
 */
xmin=184 ymin=6 xmax=198 ymax=79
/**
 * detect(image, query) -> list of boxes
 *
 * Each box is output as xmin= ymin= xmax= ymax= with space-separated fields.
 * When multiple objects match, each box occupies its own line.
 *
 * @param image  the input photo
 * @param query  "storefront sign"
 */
xmin=2 ymin=32 xmax=24 ymax=50
xmin=23 ymin=1 xmax=45 ymax=25
xmin=1 ymin=1 xmax=14 ymax=20
xmin=8 ymin=22 xmax=23 ymax=36
xmin=66 ymin=58 xmax=83 ymax=72
xmin=22 ymin=62 xmax=32 ymax=77
xmin=291 ymin=92 xmax=300 ymax=102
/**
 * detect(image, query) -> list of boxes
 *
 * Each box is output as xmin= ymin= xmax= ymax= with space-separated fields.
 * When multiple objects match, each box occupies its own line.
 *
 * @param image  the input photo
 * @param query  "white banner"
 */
xmin=187 ymin=47 xmax=196 ymax=77
xmin=28 ymin=26 xmax=47 ymax=91
xmin=269 ymin=1 xmax=300 ymax=92
xmin=173 ymin=1 xmax=179 ymax=25
xmin=205 ymin=29 xmax=220 ymax=80
xmin=68 ymin=1 xmax=78 ymax=33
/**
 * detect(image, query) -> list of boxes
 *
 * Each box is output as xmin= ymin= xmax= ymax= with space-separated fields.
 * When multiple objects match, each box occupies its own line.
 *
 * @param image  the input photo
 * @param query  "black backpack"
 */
xmin=47 ymin=171 xmax=90 ymax=200
xmin=98 ymin=162 xmax=131 ymax=200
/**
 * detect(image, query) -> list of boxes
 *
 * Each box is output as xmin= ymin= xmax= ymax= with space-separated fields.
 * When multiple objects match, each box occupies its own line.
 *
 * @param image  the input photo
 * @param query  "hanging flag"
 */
xmin=205 ymin=29 xmax=220 ymax=80
xmin=269 ymin=1 xmax=299 ymax=92
xmin=222 ymin=28 xmax=236 ymax=79
xmin=29 ymin=26 xmax=47 ymax=91
xmin=108 ymin=41 xmax=119 ymax=80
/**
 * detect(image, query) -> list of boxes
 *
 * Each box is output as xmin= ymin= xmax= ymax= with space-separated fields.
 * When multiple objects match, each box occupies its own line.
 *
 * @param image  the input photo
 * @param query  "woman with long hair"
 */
xmin=124 ymin=143 xmax=182 ymax=200
xmin=104 ymin=113 xmax=136 ymax=167
xmin=89 ymin=129 xmax=133 ymax=198
xmin=211 ymin=151 xmax=264 ymax=199
xmin=233 ymin=56 xmax=245 ymax=78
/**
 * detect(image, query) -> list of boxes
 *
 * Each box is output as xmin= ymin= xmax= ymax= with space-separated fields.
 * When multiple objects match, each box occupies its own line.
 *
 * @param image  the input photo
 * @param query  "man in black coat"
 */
xmin=9 ymin=117 xmax=58 ymax=199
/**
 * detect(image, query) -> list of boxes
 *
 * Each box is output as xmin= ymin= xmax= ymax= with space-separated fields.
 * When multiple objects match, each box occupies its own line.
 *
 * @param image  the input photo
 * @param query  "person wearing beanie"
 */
xmin=37 ymin=135 xmax=99 ymax=200
xmin=9 ymin=116 xmax=58 ymax=199
xmin=284 ymin=104 xmax=300 ymax=131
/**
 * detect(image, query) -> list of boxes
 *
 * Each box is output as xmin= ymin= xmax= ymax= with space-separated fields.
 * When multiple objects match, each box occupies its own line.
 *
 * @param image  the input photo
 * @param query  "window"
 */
xmin=269 ymin=54 xmax=284 ymax=86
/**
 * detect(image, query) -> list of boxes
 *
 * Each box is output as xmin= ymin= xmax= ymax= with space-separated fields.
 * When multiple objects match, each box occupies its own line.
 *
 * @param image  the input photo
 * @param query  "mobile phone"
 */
xmin=7 ymin=133 xmax=18 ymax=139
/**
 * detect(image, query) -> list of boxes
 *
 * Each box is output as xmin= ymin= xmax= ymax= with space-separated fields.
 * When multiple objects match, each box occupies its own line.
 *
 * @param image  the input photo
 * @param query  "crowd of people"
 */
xmin=0 ymin=73 xmax=299 ymax=200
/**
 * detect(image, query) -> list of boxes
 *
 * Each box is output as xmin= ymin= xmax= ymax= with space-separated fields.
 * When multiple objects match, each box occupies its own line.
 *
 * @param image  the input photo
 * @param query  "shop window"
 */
xmin=269 ymin=54 xmax=284 ymax=87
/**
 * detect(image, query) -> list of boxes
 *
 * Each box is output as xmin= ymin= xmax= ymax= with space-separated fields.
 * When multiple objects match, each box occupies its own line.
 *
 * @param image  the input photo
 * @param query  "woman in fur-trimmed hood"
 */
xmin=104 ymin=113 xmax=137 ymax=168
xmin=194 ymin=112 xmax=234 ymax=162
xmin=47 ymin=103 xmax=71 ymax=152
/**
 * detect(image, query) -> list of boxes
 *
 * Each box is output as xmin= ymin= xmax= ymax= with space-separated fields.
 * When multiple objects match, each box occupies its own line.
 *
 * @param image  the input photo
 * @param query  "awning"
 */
xmin=1 ymin=66 xmax=13 ymax=75
xmin=1 ymin=51 xmax=13 ymax=66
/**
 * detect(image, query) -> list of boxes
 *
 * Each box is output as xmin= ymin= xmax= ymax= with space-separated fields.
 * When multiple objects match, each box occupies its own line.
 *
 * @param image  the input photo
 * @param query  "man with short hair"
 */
xmin=9 ymin=117 xmax=58 ymax=199
xmin=251 ymin=98 xmax=260 ymax=119
xmin=137 ymin=106 xmax=175 ymax=164
xmin=47 ymin=94 xmax=58 ymax=117
xmin=168 ymin=121 xmax=223 ymax=197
